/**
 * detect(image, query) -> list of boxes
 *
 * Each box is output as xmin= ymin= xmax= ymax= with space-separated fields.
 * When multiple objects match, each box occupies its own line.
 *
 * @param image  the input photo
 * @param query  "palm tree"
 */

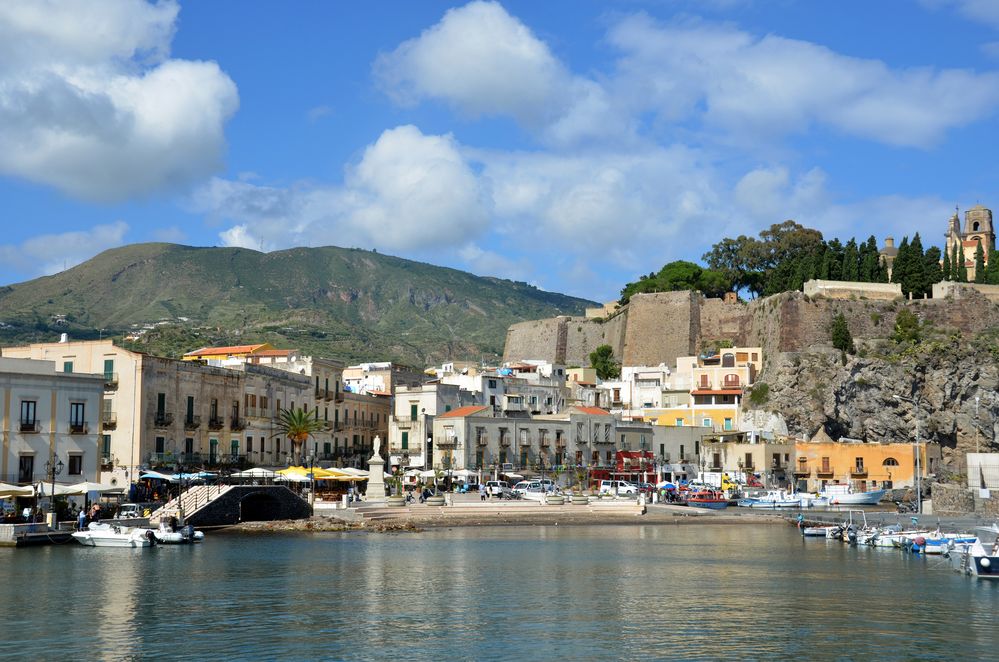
xmin=274 ymin=407 xmax=324 ymax=465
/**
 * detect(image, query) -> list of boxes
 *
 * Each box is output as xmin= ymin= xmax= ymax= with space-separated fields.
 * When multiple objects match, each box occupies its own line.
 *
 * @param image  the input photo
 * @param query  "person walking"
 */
xmin=479 ymin=482 xmax=486 ymax=501
xmin=77 ymin=507 xmax=87 ymax=531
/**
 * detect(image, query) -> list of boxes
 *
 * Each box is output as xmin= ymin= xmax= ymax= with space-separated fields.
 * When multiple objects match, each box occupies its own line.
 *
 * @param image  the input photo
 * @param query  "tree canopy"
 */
xmin=589 ymin=344 xmax=620 ymax=380
xmin=619 ymin=260 xmax=731 ymax=304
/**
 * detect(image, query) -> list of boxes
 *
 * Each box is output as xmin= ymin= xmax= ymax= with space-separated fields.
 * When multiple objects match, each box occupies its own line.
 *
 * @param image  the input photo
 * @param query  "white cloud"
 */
xmin=374 ymin=1 xmax=571 ymax=126
xmin=920 ymin=0 xmax=999 ymax=29
xmin=0 ymin=221 xmax=129 ymax=279
xmin=307 ymin=105 xmax=332 ymax=122
xmin=0 ymin=0 xmax=238 ymax=201
xmin=197 ymin=125 xmax=490 ymax=253
xmin=607 ymin=15 xmax=999 ymax=148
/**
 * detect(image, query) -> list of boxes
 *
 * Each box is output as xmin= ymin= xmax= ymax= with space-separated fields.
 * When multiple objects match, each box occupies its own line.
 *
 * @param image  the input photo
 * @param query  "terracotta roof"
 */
xmin=574 ymin=406 xmax=611 ymax=416
xmin=691 ymin=388 xmax=743 ymax=396
xmin=437 ymin=405 xmax=490 ymax=419
xmin=184 ymin=343 xmax=272 ymax=357
xmin=253 ymin=349 xmax=296 ymax=357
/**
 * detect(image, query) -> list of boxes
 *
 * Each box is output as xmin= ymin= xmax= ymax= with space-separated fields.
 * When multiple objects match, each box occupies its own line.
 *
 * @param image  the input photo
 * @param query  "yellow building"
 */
xmin=793 ymin=440 xmax=940 ymax=492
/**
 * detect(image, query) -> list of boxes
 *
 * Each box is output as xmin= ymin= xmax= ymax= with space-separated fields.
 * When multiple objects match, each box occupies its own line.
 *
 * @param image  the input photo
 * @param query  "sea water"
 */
xmin=1 ymin=524 xmax=996 ymax=660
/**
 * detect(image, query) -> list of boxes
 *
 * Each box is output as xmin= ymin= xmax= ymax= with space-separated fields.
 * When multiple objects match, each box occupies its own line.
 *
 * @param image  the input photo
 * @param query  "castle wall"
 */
xmin=803 ymin=279 xmax=902 ymax=301
xmin=933 ymin=281 xmax=999 ymax=303
xmin=621 ymin=291 xmax=697 ymax=367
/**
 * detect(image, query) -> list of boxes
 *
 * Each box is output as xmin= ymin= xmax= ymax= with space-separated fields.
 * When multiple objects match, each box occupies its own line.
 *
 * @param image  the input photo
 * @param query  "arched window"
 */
xmin=723 ymin=374 xmax=741 ymax=387
xmin=974 ymin=222 xmax=981 ymax=231
xmin=721 ymin=353 xmax=735 ymax=368
xmin=882 ymin=457 xmax=899 ymax=466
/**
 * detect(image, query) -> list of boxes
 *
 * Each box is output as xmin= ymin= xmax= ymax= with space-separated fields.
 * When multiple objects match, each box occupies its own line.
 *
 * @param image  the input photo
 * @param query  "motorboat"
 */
xmin=956 ymin=537 xmax=999 ymax=579
xmin=802 ymin=525 xmax=839 ymax=537
xmin=153 ymin=521 xmax=205 ymax=544
xmin=72 ymin=522 xmax=157 ymax=548
xmin=685 ymin=490 xmax=729 ymax=510
xmin=747 ymin=490 xmax=800 ymax=509
xmin=796 ymin=493 xmax=829 ymax=508
xmin=820 ymin=484 xmax=886 ymax=505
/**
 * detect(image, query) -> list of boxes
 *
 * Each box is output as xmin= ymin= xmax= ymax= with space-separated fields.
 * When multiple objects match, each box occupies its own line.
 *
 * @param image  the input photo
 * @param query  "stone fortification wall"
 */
xmin=803 ymin=279 xmax=902 ymax=300
xmin=933 ymin=281 xmax=999 ymax=303
xmin=505 ymin=286 xmax=999 ymax=367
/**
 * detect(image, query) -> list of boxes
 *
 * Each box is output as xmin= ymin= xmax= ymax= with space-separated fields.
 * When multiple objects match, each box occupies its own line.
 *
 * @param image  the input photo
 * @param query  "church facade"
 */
xmin=945 ymin=205 xmax=994 ymax=281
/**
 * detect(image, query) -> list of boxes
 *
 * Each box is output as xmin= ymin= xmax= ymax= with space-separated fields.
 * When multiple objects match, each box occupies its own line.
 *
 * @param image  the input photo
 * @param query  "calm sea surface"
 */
xmin=2 ymin=524 xmax=996 ymax=660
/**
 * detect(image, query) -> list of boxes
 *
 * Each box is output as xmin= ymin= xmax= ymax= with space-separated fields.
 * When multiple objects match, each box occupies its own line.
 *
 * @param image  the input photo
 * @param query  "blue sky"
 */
xmin=2 ymin=1 xmax=999 ymax=301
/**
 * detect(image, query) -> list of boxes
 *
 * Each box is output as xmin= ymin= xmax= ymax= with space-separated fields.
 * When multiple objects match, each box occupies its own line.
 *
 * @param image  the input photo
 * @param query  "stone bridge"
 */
xmin=185 ymin=485 xmax=311 ymax=527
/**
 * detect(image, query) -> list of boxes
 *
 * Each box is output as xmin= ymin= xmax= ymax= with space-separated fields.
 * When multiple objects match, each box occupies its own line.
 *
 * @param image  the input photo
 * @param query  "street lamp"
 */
xmin=306 ymin=454 xmax=316 ymax=514
xmin=44 ymin=456 xmax=64 ymax=521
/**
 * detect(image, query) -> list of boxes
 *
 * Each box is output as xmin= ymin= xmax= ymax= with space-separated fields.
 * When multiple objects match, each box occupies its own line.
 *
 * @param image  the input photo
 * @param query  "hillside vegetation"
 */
xmin=0 ymin=243 xmax=593 ymax=364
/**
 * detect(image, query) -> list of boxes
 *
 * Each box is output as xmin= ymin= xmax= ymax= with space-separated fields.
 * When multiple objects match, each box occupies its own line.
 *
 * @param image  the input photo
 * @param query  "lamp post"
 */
xmin=306 ymin=454 xmax=316 ymax=514
xmin=44 ymin=456 xmax=64 ymax=522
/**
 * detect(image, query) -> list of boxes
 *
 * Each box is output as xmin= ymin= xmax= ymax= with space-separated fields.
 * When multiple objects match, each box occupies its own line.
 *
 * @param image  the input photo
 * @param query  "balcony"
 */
xmin=178 ymin=452 xmax=203 ymax=465
xmin=208 ymin=417 xmax=225 ymax=431
xmin=69 ymin=421 xmax=89 ymax=435
xmin=103 ymin=372 xmax=119 ymax=390
xmin=396 ymin=418 xmax=414 ymax=429
xmin=519 ymin=437 xmax=532 ymax=447
xmin=438 ymin=437 xmax=457 ymax=447
xmin=184 ymin=415 xmax=201 ymax=430
xmin=148 ymin=451 xmax=176 ymax=466
xmin=333 ymin=423 xmax=345 ymax=432
xmin=19 ymin=419 xmax=39 ymax=433
xmin=100 ymin=456 xmax=114 ymax=469
xmin=499 ymin=436 xmax=511 ymax=447
xmin=476 ymin=436 xmax=489 ymax=447
xmin=101 ymin=412 xmax=117 ymax=430
xmin=153 ymin=412 xmax=174 ymax=428
xmin=231 ymin=417 xmax=246 ymax=431
xmin=539 ymin=437 xmax=551 ymax=448
xmin=850 ymin=467 xmax=868 ymax=478
xmin=793 ymin=467 xmax=811 ymax=477
xmin=817 ymin=468 xmax=835 ymax=478
xmin=334 ymin=392 xmax=344 ymax=403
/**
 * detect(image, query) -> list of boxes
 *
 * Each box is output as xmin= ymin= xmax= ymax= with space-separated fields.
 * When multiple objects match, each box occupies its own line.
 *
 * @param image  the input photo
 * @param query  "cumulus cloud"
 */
xmin=0 ymin=221 xmax=129 ymax=280
xmin=0 ymin=0 xmax=238 ymax=201
xmin=920 ymin=0 xmax=999 ymax=29
xmin=607 ymin=15 xmax=999 ymax=148
xmin=375 ymin=1 xmax=571 ymax=126
xmin=194 ymin=125 xmax=490 ymax=253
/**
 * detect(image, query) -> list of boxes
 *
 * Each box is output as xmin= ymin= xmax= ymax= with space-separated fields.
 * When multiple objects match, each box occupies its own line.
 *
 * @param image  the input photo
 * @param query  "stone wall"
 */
xmin=930 ymin=482 xmax=975 ymax=515
xmin=504 ymin=286 xmax=999 ymax=368
xmin=933 ymin=281 xmax=999 ymax=303
xmin=803 ymin=279 xmax=902 ymax=300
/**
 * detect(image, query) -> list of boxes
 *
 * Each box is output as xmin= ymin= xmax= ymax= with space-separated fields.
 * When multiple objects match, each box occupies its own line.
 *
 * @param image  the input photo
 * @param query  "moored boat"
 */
xmin=820 ymin=484 xmax=886 ymax=505
xmin=747 ymin=490 xmax=800 ymax=509
xmin=686 ymin=490 xmax=729 ymax=509
xmin=72 ymin=522 xmax=157 ymax=548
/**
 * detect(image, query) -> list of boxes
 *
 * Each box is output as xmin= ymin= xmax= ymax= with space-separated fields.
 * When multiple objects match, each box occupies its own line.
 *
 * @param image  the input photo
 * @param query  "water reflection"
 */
xmin=1 ymin=525 xmax=998 ymax=660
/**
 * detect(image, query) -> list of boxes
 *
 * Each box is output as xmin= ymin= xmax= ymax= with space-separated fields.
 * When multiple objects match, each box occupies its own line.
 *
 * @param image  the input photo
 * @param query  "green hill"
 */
xmin=0 ymin=243 xmax=594 ymax=365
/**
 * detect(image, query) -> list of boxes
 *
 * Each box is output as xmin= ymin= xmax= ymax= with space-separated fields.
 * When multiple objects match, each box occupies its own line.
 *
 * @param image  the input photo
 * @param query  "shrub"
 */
xmin=748 ymin=382 xmax=770 ymax=406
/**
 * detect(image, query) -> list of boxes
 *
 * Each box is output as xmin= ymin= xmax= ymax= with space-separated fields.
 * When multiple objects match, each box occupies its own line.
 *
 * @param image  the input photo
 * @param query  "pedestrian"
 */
xmin=479 ymin=483 xmax=486 ymax=501
xmin=77 ymin=507 xmax=87 ymax=531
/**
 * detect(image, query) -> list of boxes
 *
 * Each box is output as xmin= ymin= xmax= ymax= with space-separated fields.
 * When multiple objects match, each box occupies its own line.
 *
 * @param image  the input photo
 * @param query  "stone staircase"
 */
xmin=149 ymin=484 xmax=235 ymax=525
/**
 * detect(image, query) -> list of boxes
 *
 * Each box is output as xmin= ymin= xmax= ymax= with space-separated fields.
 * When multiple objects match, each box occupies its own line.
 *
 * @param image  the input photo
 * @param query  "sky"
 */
xmin=2 ymin=0 xmax=999 ymax=302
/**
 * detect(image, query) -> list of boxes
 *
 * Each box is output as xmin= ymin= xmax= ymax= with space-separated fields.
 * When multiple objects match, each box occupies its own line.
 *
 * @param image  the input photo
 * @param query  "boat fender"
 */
xmin=982 ymin=557 xmax=991 ymax=568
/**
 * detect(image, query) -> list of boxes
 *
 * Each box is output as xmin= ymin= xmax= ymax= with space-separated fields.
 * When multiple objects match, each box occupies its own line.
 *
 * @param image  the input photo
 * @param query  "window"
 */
xmin=231 ymin=439 xmax=239 ymax=456
xmin=20 ymin=400 xmax=37 ymax=429
xmin=702 ymin=418 xmax=712 ymax=427
xmin=63 ymin=361 xmax=73 ymax=373
xmin=247 ymin=437 xmax=253 ymax=453
xmin=401 ymin=431 xmax=409 ymax=450
xmin=821 ymin=457 xmax=831 ymax=472
xmin=520 ymin=449 xmax=528 ymax=467
xmin=882 ymin=457 xmax=899 ymax=466
xmin=185 ymin=438 xmax=194 ymax=454
xmin=210 ymin=439 xmax=218 ymax=463
xmin=103 ymin=358 xmax=114 ymax=380
xmin=488 ymin=379 xmax=497 ymax=389
xmin=186 ymin=396 xmax=195 ymax=422
xmin=621 ymin=434 xmax=626 ymax=445
xmin=260 ymin=396 xmax=268 ymax=412
xmin=155 ymin=436 xmax=165 ymax=453
xmin=18 ymin=456 xmax=33 ymax=483
xmin=70 ymin=402 xmax=85 ymax=428
xmin=680 ymin=444 xmax=685 ymax=461
xmin=606 ymin=450 xmax=614 ymax=464
xmin=695 ymin=440 xmax=700 ymax=455
xmin=475 ymin=449 xmax=484 ymax=468
xmin=156 ymin=393 xmax=165 ymax=415
xmin=68 ymin=455 xmax=83 ymax=476
xmin=724 ymin=418 xmax=733 ymax=431
xmin=855 ymin=457 xmax=864 ymax=472
xmin=323 ymin=442 xmax=331 ymax=455
xmin=102 ymin=435 xmax=111 ymax=459
xmin=675 ymin=418 xmax=684 ymax=426
xmin=210 ymin=399 xmax=218 ymax=420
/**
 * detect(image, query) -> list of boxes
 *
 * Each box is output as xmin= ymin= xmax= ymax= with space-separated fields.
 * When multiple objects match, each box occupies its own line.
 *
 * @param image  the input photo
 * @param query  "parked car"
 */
xmin=633 ymin=482 xmax=656 ymax=494
xmin=485 ymin=480 xmax=513 ymax=498
xmin=598 ymin=480 xmax=638 ymax=495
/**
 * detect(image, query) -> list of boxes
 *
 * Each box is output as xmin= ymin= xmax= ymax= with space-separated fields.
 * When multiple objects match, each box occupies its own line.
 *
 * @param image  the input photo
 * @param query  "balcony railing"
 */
xmin=518 ymin=437 xmax=532 ymax=447
xmin=154 ymin=412 xmax=174 ymax=428
xmin=208 ymin=417 xmax=225 ymax=430
xmin=499 ymin=436 xmax=511 ymax=447
xmin=817 ymin=467 xmax=835 ymax=477
xmin=184 ymin=415 xmax=201 ymax=430
xmin=438 ymin=437 xmax=457 ymax=447
xmin=69 ymin=422 xmax=88 ymax=435
xmin=851 ymin=468 xmax=868 ymax=478
xmin=231 ymin=417 xmax=246 ymax=431
xmin=476 ymin=436 xmax=489 ymax=446
xmin=101 ymin=456 xmax=114 ymax=468
xmin=793 ymin=467 xmax=811 ymax=477
xmin=104 ymin=372 xmax=119 ymax=390
xmin=148 ymin=451 xmax=176 ymax=465
xmin=178 ymin=452 xmax=203 ymax=465
xmin=19 ymin=420 xmax=39 ymax=433
xmin=101 ymin=412 xmax=117 ymax=429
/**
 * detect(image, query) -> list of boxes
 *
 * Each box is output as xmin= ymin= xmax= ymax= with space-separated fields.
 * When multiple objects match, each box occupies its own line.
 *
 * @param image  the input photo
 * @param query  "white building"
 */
xmin=0 ymin=357 xmax=103 ymax=489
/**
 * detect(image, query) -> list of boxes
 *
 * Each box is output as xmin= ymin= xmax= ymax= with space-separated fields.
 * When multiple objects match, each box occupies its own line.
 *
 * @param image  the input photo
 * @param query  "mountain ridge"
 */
xmin=0 ymin=242 xmax=595 ymax=365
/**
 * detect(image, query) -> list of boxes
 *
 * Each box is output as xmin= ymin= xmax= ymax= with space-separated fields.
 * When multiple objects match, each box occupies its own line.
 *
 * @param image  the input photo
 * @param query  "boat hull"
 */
xmin=825 ymin=489 xmax=886 ymax=505
xmin=688 ymin=499 xmax=728 ymax=510
xmin=749 ymin=499 xmax=800 ymax=509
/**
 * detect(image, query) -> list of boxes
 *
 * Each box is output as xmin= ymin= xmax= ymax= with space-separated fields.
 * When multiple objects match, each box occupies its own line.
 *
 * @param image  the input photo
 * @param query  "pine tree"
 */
xmin=942 ymin=246 xmax=952 ymax=281
xmin=831 ymin=312 xmax=855 ymax=354
xmin=974 ymin=240 xmax=986 ymax=283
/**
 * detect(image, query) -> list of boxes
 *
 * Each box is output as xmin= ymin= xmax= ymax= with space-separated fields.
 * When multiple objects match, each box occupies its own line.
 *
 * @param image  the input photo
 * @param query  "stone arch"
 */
xmin=239 ymin=491 xmax=285 ymax=521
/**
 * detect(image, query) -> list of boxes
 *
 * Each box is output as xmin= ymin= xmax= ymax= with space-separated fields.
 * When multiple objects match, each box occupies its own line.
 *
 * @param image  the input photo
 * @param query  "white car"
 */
xmin=598 ymin=480 xmax=637 ymax=495
xmin=485 ymin=480 xmax=513 ymax=498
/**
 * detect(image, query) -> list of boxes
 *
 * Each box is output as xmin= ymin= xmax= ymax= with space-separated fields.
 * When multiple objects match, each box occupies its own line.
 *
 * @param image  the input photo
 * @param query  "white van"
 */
xmin=598 ymin=480 xmax=637 ymax=495
xmin=485 ymin=480 xmax=512 ymax=498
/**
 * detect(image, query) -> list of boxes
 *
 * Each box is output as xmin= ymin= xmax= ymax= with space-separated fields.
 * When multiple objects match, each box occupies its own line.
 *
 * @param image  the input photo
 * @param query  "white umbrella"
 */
xmin=0 ymin=482 xmax=33 ymax=497
xmin=274 ymin=474 xmax=311 ymax=483
xmin=501 ymin=472 xmax=524 ymax=480
xmin=34 ymin=482 xmax=83 ymax=497
xmin=64 ymin=482 xmax=126 ymax=495
xmin=230 ymin=468 xmax=278 ymax=478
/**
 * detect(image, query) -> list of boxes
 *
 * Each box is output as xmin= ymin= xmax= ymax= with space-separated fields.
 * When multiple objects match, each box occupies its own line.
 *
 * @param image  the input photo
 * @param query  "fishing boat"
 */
xmin=72 ymin=522 xmax=157 ymax=548
xmin=686 ymin=490 xmax=729 ymax=510
xmin=820 ymin=484 xmax=886 ymax=505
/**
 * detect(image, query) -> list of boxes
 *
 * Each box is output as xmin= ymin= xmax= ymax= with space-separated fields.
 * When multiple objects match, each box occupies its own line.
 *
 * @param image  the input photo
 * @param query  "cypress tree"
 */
xmin=831 ymin=312 xmax=855 ymax=354
xmin=954 ymin=243 xmax=967 ymax=283
xmin=909 ymin=233 xmax=928 ymax=297
xmin=891 ymin=236 xmax=910 ymax=291
xmin=924 ymin=246 xmax=943 ymax=290
xmin=974 ymin=241 xmax=986 ymax=283
xmin=942 ymin=246 xmax=952 ymax=281
xmin=842 ymin=239 xmax=860 ymax=281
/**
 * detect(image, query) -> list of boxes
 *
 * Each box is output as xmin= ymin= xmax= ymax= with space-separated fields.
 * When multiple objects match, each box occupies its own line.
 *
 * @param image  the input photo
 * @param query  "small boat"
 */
xmin=820 ymin=484 xmax=886 ymax=505
xmin=153 ymin=521 xmax=205 ymax=544
xmin=796 ymin=493 xmax=829 ymax=508
xmin=748 ymin=490 xmax=800 ymax=509
xmin=72 ymin=522 xmax=157 ymax=548
xmin=686 ymin=490 xmax=729 ymax=510
xmin=957 ymin=537 xmax=999 ymax=579
xmin=802 ymin=525 xmax=839 ymax=537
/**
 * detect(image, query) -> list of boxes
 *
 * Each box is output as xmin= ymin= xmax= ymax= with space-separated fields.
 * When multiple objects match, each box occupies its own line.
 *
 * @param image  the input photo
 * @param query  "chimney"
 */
xmin=59 ymin=333 xmax=69 ymax=343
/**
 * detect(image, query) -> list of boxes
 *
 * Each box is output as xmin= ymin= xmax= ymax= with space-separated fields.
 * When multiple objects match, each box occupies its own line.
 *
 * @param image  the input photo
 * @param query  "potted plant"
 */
xmin=386 ymin=470 xmax=406 ymax=507
xmin=571 ymin=466 xmax=590 ymax=505
xmin=425 ymin=468 xmax=446 ymax=506
xmin=546 ymin=463 xmax=565 ymax=505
